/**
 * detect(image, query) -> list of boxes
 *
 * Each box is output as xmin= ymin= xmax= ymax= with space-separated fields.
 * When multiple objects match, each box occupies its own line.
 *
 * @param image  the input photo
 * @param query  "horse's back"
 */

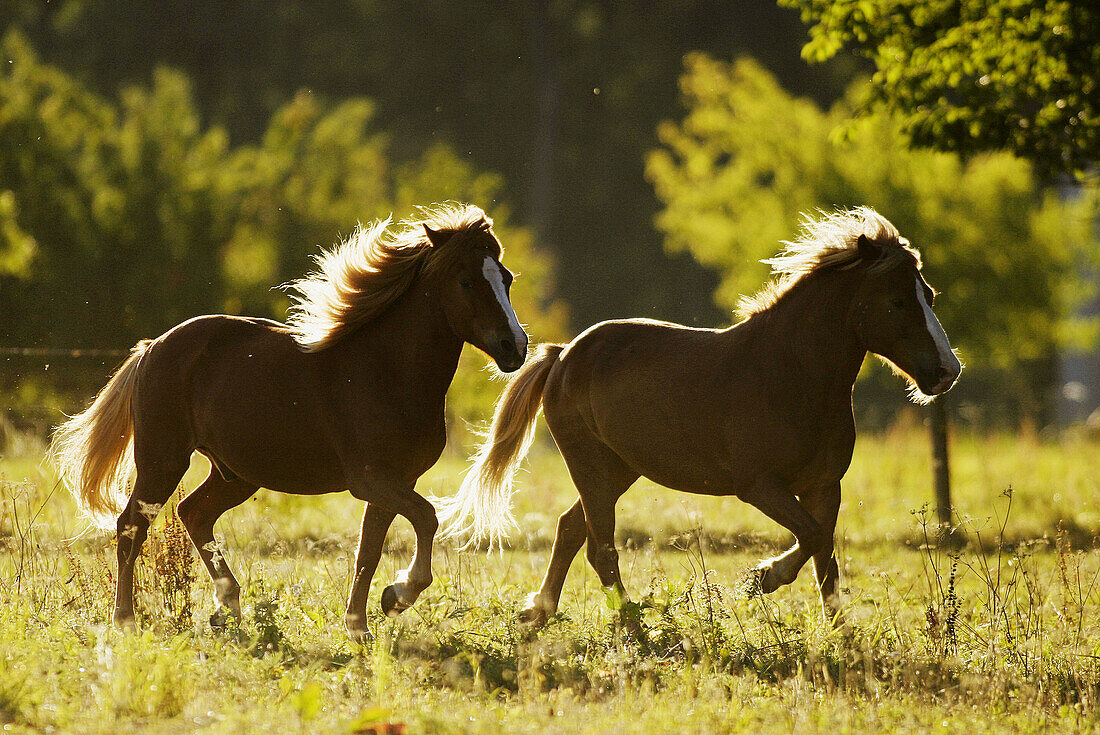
xmin=542 ymin=316 xmax=853 ymax=495
xmin=543 ymin=319 xmax=739 ymax=490
xmin=136 ymin=314 xmax=304 ymax=403
xmin=551 ymin=318 xmax=728 ymax=402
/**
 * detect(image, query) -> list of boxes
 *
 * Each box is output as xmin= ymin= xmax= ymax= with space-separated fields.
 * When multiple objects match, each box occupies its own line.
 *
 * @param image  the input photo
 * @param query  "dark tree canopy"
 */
xmin=3 ymin=0 xmax=855 ymax=328
xmin=782 ymin=0 xmax=1099 ymax=177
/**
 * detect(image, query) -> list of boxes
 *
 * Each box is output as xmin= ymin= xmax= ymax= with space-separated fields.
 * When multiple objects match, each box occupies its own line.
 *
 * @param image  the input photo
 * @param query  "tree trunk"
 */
xmin=931 ymin=397 xmax=952 ymax=526
xmin=527 ymin=0 xmax=561 ymax=244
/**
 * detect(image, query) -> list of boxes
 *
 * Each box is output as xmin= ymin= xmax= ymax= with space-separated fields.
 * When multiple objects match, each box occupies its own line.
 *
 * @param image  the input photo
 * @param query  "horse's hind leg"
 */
xmin=177 ymin=469 xmax=258 ymax=623
xmin=114 ymin=452 xmax=190 ymax=627
xmin=549 ymin=424 xmax=639 ymax=615
xmin=519 ymin=498 xmax=587 ymax=625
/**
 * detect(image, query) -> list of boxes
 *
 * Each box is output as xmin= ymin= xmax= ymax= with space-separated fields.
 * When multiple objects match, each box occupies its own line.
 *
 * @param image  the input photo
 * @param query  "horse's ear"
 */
xmin=857 ymin=234 xmax=880 ymax=262
xmin=423 ymin=224 xmax=451 ymax=248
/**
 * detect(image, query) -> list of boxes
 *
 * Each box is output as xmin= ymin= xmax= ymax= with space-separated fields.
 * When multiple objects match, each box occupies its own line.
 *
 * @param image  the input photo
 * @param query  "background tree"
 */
xmin=2 ymin=0 xmax=858 ymax=328
xmin=647 ymin=54 xmax=1097 ymax=422
xmin=0 ymin=32 xmax=232 ymax=400
xmin=775 ymin=0 xmax=1098 ymax=521
xmin=0 ymin=31 xmax=564 ymax=424
xmin=779 ymin=0 xmax=1099 ymax=178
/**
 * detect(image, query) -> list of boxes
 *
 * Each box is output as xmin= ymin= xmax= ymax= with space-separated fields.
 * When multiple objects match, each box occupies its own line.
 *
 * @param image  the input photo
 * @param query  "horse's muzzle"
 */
xmin=494 ymin=335 xmax=528 ymax=373
xmin=928 ymin=364 xmax=961 ymax=395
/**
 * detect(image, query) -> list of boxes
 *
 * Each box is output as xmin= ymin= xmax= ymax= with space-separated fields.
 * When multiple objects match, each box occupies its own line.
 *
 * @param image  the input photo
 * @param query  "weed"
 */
xmin=150 ymin=508 xmax=197 ymax=634
xmin=249 ymin=574 xmax=287 ymax=656
xmin=131 ymin=505 xmax=198 ymax=634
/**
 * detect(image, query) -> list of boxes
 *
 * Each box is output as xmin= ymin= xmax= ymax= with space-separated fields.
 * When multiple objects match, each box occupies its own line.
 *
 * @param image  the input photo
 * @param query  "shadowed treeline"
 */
xmin=0 ymin=1 xmax=1096 ymax=427
xmin=2 ymin=0 xmax=854 ymax=328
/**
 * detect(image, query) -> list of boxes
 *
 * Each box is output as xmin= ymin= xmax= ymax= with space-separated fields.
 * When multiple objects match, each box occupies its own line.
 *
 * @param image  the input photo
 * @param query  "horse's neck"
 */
xmin=750 ymin=271 xmax=866 ymax=392
xmin=339 ymin=283 xmax=465 ymax=396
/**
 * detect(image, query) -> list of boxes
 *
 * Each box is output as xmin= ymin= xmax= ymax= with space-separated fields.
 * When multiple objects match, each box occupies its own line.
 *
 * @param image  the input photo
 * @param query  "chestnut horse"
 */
xmin=52 ymin=204 xmax=528 ymax=637
xmin=440 ymin=208 xmax=961 ymax=624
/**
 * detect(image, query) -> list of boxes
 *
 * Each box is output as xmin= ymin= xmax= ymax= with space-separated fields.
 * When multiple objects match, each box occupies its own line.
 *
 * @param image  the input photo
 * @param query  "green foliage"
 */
xmin=0 ymin=31 xmax=564 ymax=421
xmin=647 ymin=54 xmax=1097 ymax=385
xmin=6 ymin=0 xmax=856 ymax=328
xmin=781 ymin=0 xmax=1099 ymax=178
xmin=0 ymin=32 xmax=229 ymax=362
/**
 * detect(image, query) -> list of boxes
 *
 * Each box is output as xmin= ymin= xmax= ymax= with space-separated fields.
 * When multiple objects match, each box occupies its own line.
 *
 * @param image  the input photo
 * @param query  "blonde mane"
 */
xmin=736 ymin=207 xmax=920 ymax=319
xmin=285 ymin=203 xmax=493 ymax=351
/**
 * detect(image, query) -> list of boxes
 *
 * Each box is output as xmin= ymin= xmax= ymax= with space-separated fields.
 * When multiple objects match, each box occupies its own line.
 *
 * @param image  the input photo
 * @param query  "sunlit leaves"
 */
xmin=647 ymin=54 xmax=1097 ymax=379
xmin=0 ymin=30 xmax=566 ymax=419
xmin=783 ymin=0 xmax=1098 ymax=178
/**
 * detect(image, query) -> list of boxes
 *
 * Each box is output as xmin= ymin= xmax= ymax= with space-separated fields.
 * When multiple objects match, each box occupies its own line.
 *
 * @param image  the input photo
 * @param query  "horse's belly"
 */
xmin=200 ymin=427 xmax=346 ymax=494
xmin=191 ymin=381 xmax=348 ymax=493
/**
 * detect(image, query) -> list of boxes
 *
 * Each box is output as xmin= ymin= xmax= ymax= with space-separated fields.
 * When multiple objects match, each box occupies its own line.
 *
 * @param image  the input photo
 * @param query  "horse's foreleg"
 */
xmin=739 ymin=479 xmax=826 ymax=594
xmin=371 ymin=488 xmax=438 ymax=617
xmin=801 ymin=482 xmax=843 ymax=622
xmin=519 ymin=498 xmax=587 ymax=626
xmin=177 ymin=472 xmax=257 ymax=624
xmin=344 ymin=502 xmax=396 ymax=637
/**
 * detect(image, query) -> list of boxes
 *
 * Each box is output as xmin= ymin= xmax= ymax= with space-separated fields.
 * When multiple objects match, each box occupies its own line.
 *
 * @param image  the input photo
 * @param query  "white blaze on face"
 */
xmin=482 ymin=256 xmax=527 ymax=348
xmin=915 ymin=276 xmax=961 ymax=373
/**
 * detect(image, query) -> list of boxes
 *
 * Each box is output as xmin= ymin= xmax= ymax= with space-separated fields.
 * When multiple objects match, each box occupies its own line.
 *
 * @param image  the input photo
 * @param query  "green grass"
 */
xmin=3 ymin=423 xmax=1100 ymax=733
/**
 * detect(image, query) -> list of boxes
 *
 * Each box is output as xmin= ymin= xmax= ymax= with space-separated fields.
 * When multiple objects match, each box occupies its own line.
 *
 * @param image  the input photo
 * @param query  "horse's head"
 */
xmin=425 ymin=223 xmax=528 ymax=372
xmin=853 ymin=235 xmax=962 ymax=402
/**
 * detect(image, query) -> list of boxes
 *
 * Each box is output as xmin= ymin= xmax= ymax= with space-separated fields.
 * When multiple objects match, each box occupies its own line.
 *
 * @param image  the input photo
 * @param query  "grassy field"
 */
xmin=2 ymin=419 xmax=1100 ymax=733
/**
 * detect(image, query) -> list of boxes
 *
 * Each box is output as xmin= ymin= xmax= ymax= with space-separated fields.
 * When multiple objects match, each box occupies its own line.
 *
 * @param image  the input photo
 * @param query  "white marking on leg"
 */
xmin=524 ymin=592 xmax=556 ymax=615
xmin=391 ymin=569 xmax=416 ymax=606
xmin=394 ymin=561 xmax=434 ymax=607
xmin=202 ymin=539 xmax=225 ymax=571
xmin=915 ymin=277 xmax=961 ymax=373
xmin=482 ymin=256 xmax=527 ymax=347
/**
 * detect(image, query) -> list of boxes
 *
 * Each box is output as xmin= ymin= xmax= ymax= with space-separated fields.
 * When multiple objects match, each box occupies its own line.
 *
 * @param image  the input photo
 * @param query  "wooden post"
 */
xmin=931 ymin=396 xmax=952 ymax=526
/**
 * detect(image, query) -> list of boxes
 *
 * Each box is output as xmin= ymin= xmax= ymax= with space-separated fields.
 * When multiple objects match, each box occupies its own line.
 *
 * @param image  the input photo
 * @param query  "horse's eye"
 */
xmin=460 ymin=279 xmax=474 ymax=290
xmin=890 ymin=296 xmax=906 ymax=309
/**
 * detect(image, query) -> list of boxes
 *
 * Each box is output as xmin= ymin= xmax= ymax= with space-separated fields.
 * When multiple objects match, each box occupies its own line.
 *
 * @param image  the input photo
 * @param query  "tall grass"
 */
xmin=1 ymin=426 xmax=1099 ymax=732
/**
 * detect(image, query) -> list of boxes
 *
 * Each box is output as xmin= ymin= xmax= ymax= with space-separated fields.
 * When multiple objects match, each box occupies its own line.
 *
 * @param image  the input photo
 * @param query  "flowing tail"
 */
xmin=438 ymin=343 xmax=564 ymax=550
xmin=50 ymin=340 xmax=151 ymax=529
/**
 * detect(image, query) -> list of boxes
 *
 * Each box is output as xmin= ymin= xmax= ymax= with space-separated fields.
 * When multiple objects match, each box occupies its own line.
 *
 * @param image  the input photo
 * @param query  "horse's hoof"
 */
xmin=617 ymin=601 xmax=648 ymax=642
xmin=821 ymin=596 xmax=847 ymax=628
xmin=113 ymin=611 xmax=138 ymax=631
xmin=209 ymin=607 xmax=237 ymax=630
xmin=344 ymin=614 xmax=371 ymax=643
xmin=380 ymin=585 xmax=408 ymax=617
xmin=517 ymin=605 xmax=549 ymax=628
